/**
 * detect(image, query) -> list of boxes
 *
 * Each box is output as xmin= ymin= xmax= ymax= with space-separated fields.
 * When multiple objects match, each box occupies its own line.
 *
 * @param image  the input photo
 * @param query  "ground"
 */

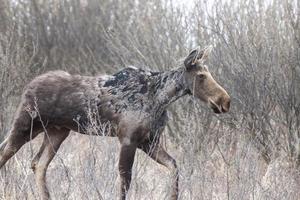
xmin=1 ymin=131 xmax=299 ymax=200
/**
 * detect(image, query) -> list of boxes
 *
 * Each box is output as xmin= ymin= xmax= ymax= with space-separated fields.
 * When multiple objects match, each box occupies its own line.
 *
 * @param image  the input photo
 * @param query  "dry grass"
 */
xmin=1 ymin=127 xmax=299 ymax=200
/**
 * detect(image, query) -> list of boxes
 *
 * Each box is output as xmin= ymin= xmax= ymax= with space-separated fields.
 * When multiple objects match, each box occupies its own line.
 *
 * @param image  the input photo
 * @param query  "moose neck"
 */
xmin=153 ymin=67 xmax=190 ymax=110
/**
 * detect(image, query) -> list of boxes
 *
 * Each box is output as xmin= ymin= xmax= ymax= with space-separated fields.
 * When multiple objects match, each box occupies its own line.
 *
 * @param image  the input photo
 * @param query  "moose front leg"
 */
xmin=139 ymin=142 xmax=179 ymax=200
xmin=119 ymin=142 xmax=137 ymax=200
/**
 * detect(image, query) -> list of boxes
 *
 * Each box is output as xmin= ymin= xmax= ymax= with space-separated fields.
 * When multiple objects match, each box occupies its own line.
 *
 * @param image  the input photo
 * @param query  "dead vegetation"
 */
xmin=0 ymin=0 xmax=299 ymax=199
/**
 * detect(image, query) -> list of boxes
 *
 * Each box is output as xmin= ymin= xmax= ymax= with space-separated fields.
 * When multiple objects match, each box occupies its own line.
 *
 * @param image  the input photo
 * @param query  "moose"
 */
xmin=0 ymin=46 xmax=230 ymax=200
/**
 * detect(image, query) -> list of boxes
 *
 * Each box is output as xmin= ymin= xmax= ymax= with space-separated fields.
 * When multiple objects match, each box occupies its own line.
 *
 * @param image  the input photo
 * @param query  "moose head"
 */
xmin=184 ymin=46 xmax=230 ymax=114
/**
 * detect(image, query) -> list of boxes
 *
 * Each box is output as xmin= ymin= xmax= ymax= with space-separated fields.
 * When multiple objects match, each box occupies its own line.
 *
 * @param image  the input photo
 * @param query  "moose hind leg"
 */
xmin=0 ymin=132 xmax=26 ymax=168
xmin=34 ymin=127 xmax=69 ymax=200
xmin=0 ymin=128 xmax=42 ymax=169
xmin=0 ymin=108 xmax=44 ymax=169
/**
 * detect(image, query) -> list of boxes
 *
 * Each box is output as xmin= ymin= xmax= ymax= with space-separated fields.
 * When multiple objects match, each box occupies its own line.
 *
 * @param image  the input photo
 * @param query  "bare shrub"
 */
xmin=0 ymin=0 xmax=299 ymax=199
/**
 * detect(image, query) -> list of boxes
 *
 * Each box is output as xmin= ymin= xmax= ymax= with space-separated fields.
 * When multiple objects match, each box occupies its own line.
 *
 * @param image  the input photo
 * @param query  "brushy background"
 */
xmin=0 ymin=0 xmax=299 ymax=199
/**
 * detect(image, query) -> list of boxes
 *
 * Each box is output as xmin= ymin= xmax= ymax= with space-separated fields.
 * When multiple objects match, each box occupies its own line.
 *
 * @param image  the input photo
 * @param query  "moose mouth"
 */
xmin=209 ymin=99 xmax=223 ymax=114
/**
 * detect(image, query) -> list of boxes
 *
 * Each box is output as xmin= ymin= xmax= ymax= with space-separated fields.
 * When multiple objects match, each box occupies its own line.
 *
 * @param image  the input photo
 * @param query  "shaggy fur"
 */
xmin=0 ymin=46 xmax=230 ymax=200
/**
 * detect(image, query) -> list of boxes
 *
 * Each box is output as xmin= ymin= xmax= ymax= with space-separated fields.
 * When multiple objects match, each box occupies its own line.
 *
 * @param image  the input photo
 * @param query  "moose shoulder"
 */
xmin=0 ymin=46 xmax=230 ymax=200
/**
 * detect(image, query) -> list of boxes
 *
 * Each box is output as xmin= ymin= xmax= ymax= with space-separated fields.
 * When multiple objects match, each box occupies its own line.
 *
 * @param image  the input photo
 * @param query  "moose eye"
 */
xmin=197 ymin=74 xmax=206 ymax=80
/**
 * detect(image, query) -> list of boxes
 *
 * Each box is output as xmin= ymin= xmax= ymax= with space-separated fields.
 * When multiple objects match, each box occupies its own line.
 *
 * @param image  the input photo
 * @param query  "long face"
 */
xmin=184 ymin=46 xmax=230 ymax=114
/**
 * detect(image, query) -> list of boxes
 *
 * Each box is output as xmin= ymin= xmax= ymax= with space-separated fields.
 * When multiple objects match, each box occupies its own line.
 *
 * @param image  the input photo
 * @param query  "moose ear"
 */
xmin=184 ymin=45 xmax=213 ymax=70
xmin=199 ymin=45 xmax=213 ymax=62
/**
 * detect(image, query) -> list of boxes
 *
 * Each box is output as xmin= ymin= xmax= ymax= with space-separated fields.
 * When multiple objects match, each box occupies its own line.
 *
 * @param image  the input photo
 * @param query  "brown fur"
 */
xmin=0 ymin=46 xmax=230 ymax=200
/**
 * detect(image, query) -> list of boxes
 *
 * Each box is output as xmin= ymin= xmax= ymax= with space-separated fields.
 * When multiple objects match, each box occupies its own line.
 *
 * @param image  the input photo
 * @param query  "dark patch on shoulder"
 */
xmin=102 ymin=67 xmax=157 ymax=97
xmin=103 ymin=79 xmax=118 ymax=87
xmin=103 ymin=68 xmax=135 ymax=87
